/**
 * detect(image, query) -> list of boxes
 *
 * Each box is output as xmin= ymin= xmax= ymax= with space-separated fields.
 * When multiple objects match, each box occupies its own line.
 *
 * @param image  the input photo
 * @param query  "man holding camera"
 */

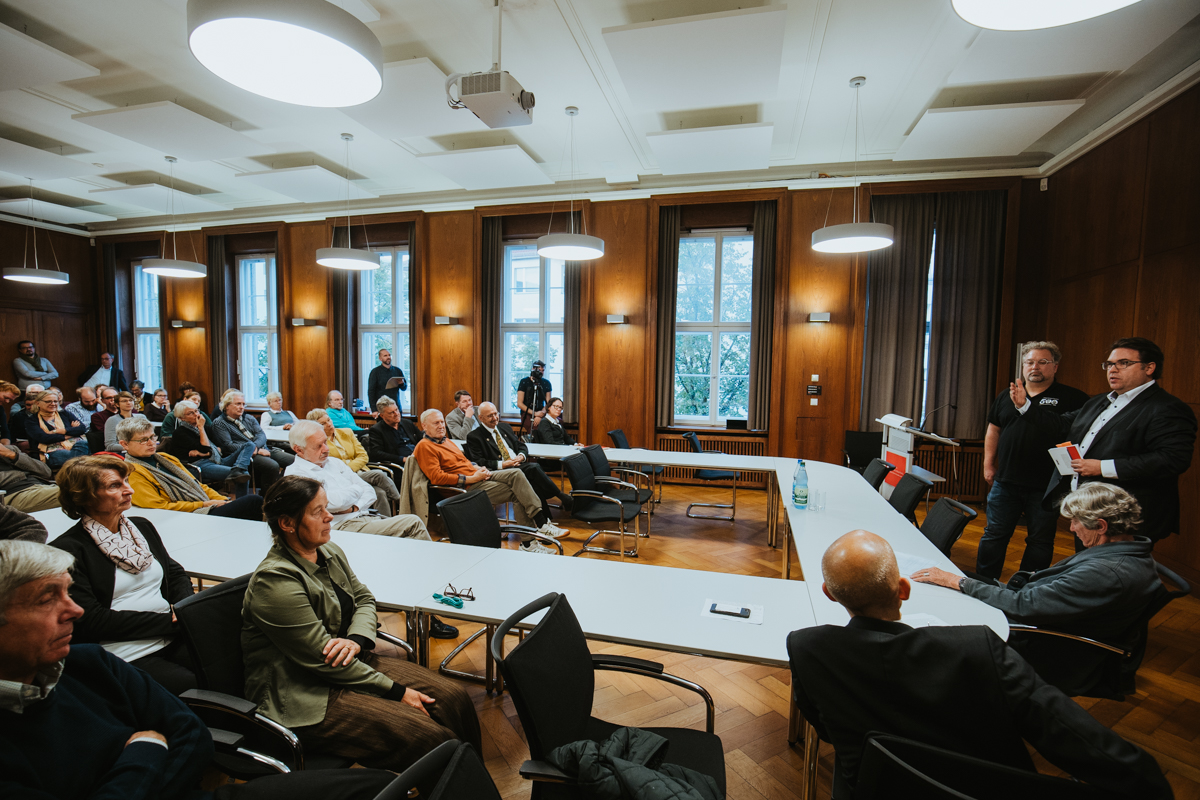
xmin=516 ymin=359 xmax=552 ymax=433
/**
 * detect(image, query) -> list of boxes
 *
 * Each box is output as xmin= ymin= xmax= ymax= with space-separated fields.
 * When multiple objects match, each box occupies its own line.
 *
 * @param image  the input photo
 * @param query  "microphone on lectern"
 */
xmin=919 ymin=403 xmax=956 ymax=432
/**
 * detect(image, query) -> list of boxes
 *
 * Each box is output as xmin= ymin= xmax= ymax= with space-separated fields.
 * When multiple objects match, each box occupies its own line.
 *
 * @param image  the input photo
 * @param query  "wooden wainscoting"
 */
xmin=653 ymin=431 xmax=770 ymax=488
xmin=912 ymin=439 xmax=986 ymax=503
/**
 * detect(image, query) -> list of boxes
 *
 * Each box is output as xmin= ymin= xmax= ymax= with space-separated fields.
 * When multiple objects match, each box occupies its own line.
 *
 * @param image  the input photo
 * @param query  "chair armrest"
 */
xmin=592 ymin=655 xmax=715 ymax=733
xmin=432 ymin=485 xmax=468 ymax=496
xmin=377 ymin=629 xmax=416 ymax=658
xmin=209 ymin=728 xmax=245 ymax=749
xmin=593 ymin=476 xmax=640 ymax=493
xmin=568 ymin=490 xmax=625 ymax=507
xmin=592 ymin=653 xmax=663 ymax=673
xmin=365 ymin=462 xmax=394 ymax=478
xmin=1007 ymin=624 xmax=1129 ymax=656
xmin=610 ymin=467 xmax=650 ymax=486
xmin=182 ymin=688 xmax=257 ymax=716
xmin=520 ymin=760 xmax=574 ymax=783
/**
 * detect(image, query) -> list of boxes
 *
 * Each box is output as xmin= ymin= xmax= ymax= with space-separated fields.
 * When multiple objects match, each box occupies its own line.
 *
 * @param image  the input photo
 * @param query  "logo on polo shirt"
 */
xmin=1039 ymin=397 xmax=1059 ymax=406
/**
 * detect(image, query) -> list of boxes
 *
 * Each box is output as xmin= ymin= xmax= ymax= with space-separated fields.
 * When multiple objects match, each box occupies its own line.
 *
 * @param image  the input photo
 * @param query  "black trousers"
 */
xmin=131 ymin=638 xmax=197 ymax=696
xmin=213 ymin=769 xmax=396 ymax=800
xmin=519 ymin=462 xmax=564 ymax=504
xmin=207 ymin=494 xmax=265 ymax=521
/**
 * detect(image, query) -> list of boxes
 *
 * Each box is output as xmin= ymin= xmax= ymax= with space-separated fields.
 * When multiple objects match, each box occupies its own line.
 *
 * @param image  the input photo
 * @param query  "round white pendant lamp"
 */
xmin=3 ymin=182 xmax=70 ymax=285
xmin=187 ymin=0 xmax=383 ymax=107
xmin=952 ymin=0 xmax=1144 ymax=31
xmin=144 ymin=157 xmax=207 ymax=279
xmin=317 ymin=134 xmax=380 ymax=271
xmin=812 ymin=77 xmax=893 ymax=255
xmin=537 ymin=107 xmax=604 ymax=262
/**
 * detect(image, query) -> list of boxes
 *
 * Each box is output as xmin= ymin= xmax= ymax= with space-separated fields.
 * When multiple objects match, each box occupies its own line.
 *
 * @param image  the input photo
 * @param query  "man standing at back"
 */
xmin=367 ymin=348 xmax=406 ymax=412
xmin=787 ymin=530 xmax=1170 ymax=799
xmin=12 ymin=341 xmax=57 ymax=392
xmin=976 ymin=341 xmax=1088 ymax=578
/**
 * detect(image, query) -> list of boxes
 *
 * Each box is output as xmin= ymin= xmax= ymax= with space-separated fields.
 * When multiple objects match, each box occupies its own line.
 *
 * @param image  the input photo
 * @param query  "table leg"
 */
xmin=417 ymin=611 xmax=430 ymax=668
xmin=781 ymin=512 xmax=792 ymax=580
xmin=802 ymin=720 xmax=819 ymax=800
xmin=768 ymin=476 xmax=778 ymax=548
xmin=406 ymin=610 xmax=420 ymax=665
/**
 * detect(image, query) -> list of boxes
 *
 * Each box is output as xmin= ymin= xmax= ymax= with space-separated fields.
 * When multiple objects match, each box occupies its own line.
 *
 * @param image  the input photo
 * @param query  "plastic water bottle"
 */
xmin=793 ymin=459 xmax=809 ymax=509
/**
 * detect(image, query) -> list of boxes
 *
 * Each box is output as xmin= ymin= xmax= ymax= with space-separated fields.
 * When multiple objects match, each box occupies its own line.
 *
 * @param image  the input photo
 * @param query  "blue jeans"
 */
xmin=198 ymin=442 xmax=254 ymax=497
xmin=46 ymin=439 xmax=90 ymax=469
xmin=219 ymin=441 xmax=255 ymax=472
xmin=975 ymin=479 xmax=1060 ymax=579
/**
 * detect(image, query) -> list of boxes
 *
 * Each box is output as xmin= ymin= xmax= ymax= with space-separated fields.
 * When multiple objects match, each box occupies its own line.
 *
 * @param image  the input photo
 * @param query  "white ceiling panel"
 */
xmin=415 ymin=145 xmax=553 ymax=190
xmin=894 ymin=100 xmax=1085 ymax=161
xmin=235 ymin=165 xmax=379 ymax=202
xmin=88 ymin=184 xmax=227 ymax=214
xmin=948 ymin=0 xmax=1198 ymax=84
xmin=72 ymin=102 xmax=272 ymax=162
xmin=0 ymin=22 xmax=100 ymax=92
xmin=602 ymin=6 xmax=788 ymax=111
xmin=341 ymin=59 xmax=489 ymax=139
xmin=646 ymin=123 xmax=774 ymax=175
xmin=0 ymin=137 xmax=104 ymax=180
xmin=0 ymin=198 xmax=115 ymax=224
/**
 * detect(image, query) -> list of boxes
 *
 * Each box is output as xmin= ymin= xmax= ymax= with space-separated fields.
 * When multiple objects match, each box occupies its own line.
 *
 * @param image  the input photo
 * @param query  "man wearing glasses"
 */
xmin=1010 ymin=337 xmax=1196 ymax=547
xmin=977 ymin=342 xmax=1088 ymax=578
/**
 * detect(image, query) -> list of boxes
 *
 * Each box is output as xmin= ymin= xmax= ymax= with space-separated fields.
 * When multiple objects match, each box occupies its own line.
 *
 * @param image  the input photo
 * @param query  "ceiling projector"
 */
xmin=446 ymin=70 xmax=534 ymax=128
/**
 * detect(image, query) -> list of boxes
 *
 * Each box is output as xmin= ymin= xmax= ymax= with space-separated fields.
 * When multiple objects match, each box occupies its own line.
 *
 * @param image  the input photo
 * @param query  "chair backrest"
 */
xmin=436 ymin=490 xmax=502 ymax=549
xmin=490 ymin=592 xmax=596 ymax=760
xmin=853 ymin=733 xmax=1121 ymax=800
xmin=919 ymin=498 xmax=977 ymax=557
xmin=561 ymin=453 xmax=599 ymax=513
xmin=844 ymin=430 xmax=884 ymax=470
xmin=376 ymin=740 xmax=501 ymax=800
xmin=173 ymin=574 xmax=253 ymax=697
xmin=682 ymin=431 xmax=705 ymax=454
xmin=581 ymin=443 xmax=611 ymax=478
xmin=607 ymin=429 xmax=631 ymax=449
xmin=888 ymin=472 xmax=933 ymax=521
xmin=862 ymin=458 xmax=895 ymax=491
xmin=1116 ymin=562 xmax=1192 ymax=688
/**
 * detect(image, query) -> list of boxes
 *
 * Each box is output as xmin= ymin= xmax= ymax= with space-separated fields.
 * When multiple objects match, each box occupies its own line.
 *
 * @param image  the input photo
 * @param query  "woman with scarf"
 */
xmin=48 ymin=455 xmax=197 ymax=694
xmin=117 ymin=416 xmax=263 ymax=520
xmin=26 ymin=389 xmax=89 ymax=467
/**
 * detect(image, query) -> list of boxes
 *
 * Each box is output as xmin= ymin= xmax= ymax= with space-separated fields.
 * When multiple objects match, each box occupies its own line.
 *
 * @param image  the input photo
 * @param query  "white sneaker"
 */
xmin=521 ymin=539 xmax=557 ymax=555
xmin=539 ymin=521 xmax=570 ymax=540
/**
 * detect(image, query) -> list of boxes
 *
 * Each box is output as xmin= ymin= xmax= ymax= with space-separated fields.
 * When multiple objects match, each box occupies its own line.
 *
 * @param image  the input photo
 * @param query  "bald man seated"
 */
xmin=786 ymin=530 xmax=1170 ymax=799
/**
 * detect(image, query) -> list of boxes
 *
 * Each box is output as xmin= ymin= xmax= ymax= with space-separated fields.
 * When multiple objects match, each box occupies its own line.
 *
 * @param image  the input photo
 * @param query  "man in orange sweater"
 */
xmin=413 ymin=409 xmax=567 ymax=553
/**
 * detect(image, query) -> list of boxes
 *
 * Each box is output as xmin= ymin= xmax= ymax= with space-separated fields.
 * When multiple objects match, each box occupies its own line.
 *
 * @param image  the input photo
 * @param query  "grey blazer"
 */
xmin=445 ymin=407 xmax=479 ymax=441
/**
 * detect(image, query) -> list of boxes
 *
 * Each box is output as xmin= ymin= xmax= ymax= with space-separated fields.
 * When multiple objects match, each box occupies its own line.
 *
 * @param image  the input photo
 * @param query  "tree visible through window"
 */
xmin=501 ymin=243 xmax=564 ymax=415
xmin=360 ymin=248 xmax=412 ymax=411
xmin=673 ymin=232 xmax=752 ymax=424
xmin=236 ymin=255 xmax=279 ymax=404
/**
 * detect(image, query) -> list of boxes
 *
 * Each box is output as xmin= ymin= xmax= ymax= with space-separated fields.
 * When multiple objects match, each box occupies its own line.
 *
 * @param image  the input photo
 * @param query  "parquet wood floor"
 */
xmin=377 ymin=485 xmax=1200 ymax=798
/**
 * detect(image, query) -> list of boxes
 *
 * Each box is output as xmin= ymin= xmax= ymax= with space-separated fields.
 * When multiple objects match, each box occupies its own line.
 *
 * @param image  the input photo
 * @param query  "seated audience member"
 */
xmin=0 ymin=505 xmax=48 ymax=541
xmin=466 ymin=401 xmax=572 ymax=513
xmin=161 ymin=388 xmax=209 ymax=438
xmin=367 ymin=396 xmax=421 ymax=464
xmin=913 ymin=483 xmax=1161 ymax=695
xmin=788 ymin=530 xmax=1171 ymax=799
xmin=309 ymin=408 xmax=399 ymax=514
xmin=13 ymin=339 xmax=58 ymax=392
xmin=242 ymin=477 xmax=480 ymax=771
xmin=285 ymin=420 xmax=427 ymax=541
xmin=88 ymin=386 xmax=120 ymax=450
xmin=104 ymin=391 xmax=147 ymax=453
xmin=164 ymin=400 xmax=253 ymax=485
xmin=210 ymin=390 xmax=294 ymax=488
xmin=532 ymin=396 xmax=577 ymax=445
xmin=49 ymin=456 xmax=197 ymax=694
xmin=445 ymin=390 xmax=479 ymax=440
xmin=414 ymin=409 xmax=566 ymax=552
xmin=129 ymin=380 xmax=147 ymax=413
xmin=260 ymin=391 xmax=298 ymax=429
xmin=118 ymin=418 xmax=263 ymax=522
xmin=0 ymin=539 xmax=396 ymax=800
xmin=27 ymin=390 xmax=90 ymax=468
xmin=64 ymin=385 xmax=100 ymax=428
xmin=0 ymin=440 xmax=60 ymax=512
xmin=143 ymin=388 xmax=170 ymax=422
xmin=8 ymin=382 xmax=44 ymax=441
xmin=77 ymin=350 xmax=127 ymax=391
xmin=0 ymin=380 xmax=18 ymax=444
xmin=324 ymin=389 xmax=364 ymax=431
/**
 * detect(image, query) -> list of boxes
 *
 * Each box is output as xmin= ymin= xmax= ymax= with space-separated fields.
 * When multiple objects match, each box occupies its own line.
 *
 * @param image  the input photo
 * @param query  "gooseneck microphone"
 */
xmin=919 ymin=402 xmax=956 ymax=432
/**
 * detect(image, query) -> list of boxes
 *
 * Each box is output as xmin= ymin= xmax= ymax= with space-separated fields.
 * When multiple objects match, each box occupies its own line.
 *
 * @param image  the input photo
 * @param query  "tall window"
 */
xmin=133 ymin=263 xmax=163 ymax=392
xmin=501 ymin=243 xmax=564 ymax=415
xmin=236 ymin=255 xmax=279 ymax=404
xmin=359 ymin=247 xmax=412 ymax=411
xmin=673 ymin=232 xmax=753 ymax=424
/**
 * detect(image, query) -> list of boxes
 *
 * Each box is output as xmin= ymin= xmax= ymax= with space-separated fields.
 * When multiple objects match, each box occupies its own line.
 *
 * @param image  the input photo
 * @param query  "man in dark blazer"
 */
xmin=77 ymin=351 xmax=129 ymax=392
xmin=787 ymin=530 xmax=1171 ymax=799
xmin=464 ymin=401 xmax=570 ymax=511
xmin=1010 ymin=337 xmax=1196 ymax=544
xmin=366 ymin=396 xmax=421 ymax=464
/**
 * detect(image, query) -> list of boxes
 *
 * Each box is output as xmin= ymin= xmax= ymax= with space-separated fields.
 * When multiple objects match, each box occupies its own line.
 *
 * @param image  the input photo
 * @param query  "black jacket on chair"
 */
xmin=49 ymin=516 xmax=193 ymax=644
xmin=366 ymin=418 xmax=421 ymax=463
xmin=465 ymin=423 xmax=528 ymax=470
xmin=1027 ymin=383 xmax=1196 ymax=541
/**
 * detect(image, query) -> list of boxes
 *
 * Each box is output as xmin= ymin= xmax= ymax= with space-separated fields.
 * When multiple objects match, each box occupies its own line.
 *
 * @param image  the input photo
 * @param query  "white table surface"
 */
xmin=34 ymin=507 xmax=251 ymax=554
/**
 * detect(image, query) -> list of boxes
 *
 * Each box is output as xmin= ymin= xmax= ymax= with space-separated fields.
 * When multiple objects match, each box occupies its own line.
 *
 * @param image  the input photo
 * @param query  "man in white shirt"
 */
xmin=285 ymin=419 xmax=429 ymax=541
xmin=77 ymin=352 xmax=128 ymax=392
xmin=64 ymin=387 xmax=99 ymax=427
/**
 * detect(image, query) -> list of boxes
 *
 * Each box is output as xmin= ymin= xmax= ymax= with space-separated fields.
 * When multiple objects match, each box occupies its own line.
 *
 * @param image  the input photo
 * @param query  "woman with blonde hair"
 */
xmin=26 ymin=390 xmax=89 ymax=467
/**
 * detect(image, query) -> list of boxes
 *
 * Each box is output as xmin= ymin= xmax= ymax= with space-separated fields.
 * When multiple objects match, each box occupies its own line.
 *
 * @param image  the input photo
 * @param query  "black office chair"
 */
xmin=862 ymin=458 xmax=895 ymax=491
xmin=374 ymin=740 xmax=502 ymax=800
xmin=843 ymin=430 xmax=884 ymax=474
xmin=490 ymin=592 xmax=724 ymax=800
xmin=561 ymin=452 xmax=643 ymax=558
xmin=888 ymin=472 xmax=933 ymax=523
xmin=681 ymin=431 xmax=739 ymax=520
xmin=174 ymin=574 xmax=414 ymax=778
xmin=1008 ymin=562 xmax=1190 ymax=700
xmin=608 ymin=429 xmax=664 ymax=503
xmin=919 ymin=498 xmax=978 ymax=558
xmin=853 ymin=733 xmax=1123 ymax=800
xmin=582 ymin=444 xmax=654 ymax=535
xmin=434 ymin=491 xmax=560 ymax=694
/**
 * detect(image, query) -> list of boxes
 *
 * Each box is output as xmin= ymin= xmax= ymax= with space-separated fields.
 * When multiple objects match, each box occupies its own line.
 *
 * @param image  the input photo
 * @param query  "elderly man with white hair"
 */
xmin=210 ymin=390 xmax=294 ymax=488
xmin=162 ymin=399 xmax=253 ymax=487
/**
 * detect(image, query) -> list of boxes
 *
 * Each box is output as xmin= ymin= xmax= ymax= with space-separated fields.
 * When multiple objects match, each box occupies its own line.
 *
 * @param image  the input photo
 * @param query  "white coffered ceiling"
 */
xmin=0 ymin=0 xmax=1196 ymax=234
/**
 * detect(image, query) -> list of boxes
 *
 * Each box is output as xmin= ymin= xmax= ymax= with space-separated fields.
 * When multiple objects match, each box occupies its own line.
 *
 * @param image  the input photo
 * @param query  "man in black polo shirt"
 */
xmin=976 ymin=341 xmax=1089 ymax=578
xmin=516 ymin=359 xmax=552 ymax=434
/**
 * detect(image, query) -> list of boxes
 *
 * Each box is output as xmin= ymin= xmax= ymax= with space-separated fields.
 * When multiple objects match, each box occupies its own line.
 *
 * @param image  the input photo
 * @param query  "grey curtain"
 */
xmin=654 ymin=206 xmax=681 ymax=428
xmin=858 ymin=194 xmax=937 ymax=431
xmin=748 ymin=200 xmax=777 ymax=430
xmin=924 ymin=191 xmax=1007 ymax=439
xmin=205 ymin=235 xmax=230 ymax=399
xmin=479 ymin=217 xmax=503 ymax=404
xmin=405 ymin=221 xmax=418 ymax=415
xmin=563 ymin=257 xmax=582 ymax=421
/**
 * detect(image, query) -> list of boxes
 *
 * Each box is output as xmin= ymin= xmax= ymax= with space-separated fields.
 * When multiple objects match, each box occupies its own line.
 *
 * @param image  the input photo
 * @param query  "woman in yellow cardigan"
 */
xmin=306 ymin=408 xmax=400 ymax=514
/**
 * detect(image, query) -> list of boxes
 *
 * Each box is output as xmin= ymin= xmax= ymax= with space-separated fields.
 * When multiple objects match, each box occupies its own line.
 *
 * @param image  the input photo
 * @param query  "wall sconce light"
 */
xmin=170 ymin=320 xmax=200 ymax=328
xmin=606 ymin=314 xmax=628 ymax=324
xmin=291 ymin=318 xmax=323 ymax=326
xmin=808 ymin=312 xmax=831 ymax=323
xmin=434 ymin=316 xmax=460 ymax=325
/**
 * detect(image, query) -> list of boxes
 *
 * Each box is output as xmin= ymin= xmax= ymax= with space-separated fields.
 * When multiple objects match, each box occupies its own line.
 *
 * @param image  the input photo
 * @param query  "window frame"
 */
xmin=500 ymin=241 xmax=565 ymax=417
xmin=358 ymin=246 xmax=412 ymax=413
xmin=235 ymin=254 xmax=280 ymax=406
xmin=131 ymin=261 xmax=163 ymax=393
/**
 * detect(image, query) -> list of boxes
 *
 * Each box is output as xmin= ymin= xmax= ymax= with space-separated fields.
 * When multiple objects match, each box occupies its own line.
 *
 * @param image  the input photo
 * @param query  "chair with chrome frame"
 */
xmin=560 ymin=452 xmax=644 ymax=558
xmin=862 ymin=458 xmax=895 ymax=491
xmin=581 ymin=443 xmax=654 ymax=535
xmin=490 ymin=592 xmax=724 ymax=800
xmin=608 ymin=429 xmax=664 ymax=503
xmin=173 ymin=574 xmax=416 ymax=779
xmin=433 ymin=490 xmax=560 ymax=695
xmin=681 ymin=431 xmax=739 ymax=520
